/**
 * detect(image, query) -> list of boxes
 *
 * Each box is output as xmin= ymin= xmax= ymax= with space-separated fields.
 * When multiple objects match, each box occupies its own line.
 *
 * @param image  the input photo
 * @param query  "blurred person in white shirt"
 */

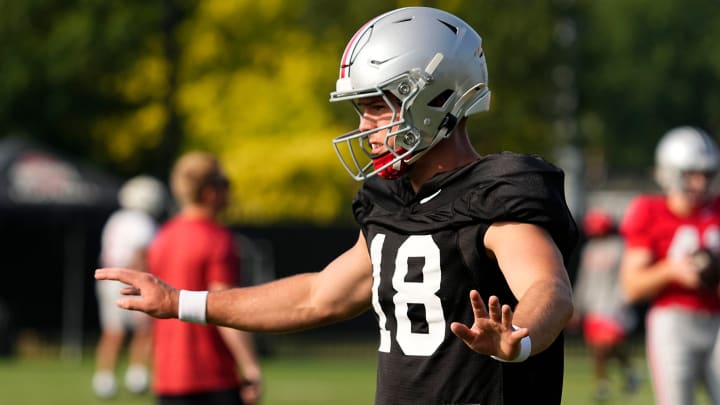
xmin=92 ymin=175 xmax=167 ymax=399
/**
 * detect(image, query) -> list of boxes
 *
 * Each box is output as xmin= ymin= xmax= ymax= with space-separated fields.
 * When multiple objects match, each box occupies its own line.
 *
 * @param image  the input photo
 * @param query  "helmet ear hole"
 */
xmin=428 ymin=89 xmax=454 ymax=108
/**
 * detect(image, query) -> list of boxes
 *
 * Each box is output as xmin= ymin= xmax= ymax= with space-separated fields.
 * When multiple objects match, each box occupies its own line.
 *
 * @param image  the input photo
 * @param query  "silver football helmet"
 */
xmin=329 ymin=7 xmax=491 ymax=180
xmin=654 ymin=126 xmax=720 ymax=193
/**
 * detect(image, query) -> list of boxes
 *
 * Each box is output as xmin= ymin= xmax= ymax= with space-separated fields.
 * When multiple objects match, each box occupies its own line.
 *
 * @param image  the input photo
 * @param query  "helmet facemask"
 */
xmin=332 ymin=70 xmax=449 ymax=180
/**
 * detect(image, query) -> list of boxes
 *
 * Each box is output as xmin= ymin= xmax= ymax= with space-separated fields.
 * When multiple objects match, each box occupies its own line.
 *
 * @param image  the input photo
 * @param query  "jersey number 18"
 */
xmin=370 ymin=233 xmax=446 ymax=356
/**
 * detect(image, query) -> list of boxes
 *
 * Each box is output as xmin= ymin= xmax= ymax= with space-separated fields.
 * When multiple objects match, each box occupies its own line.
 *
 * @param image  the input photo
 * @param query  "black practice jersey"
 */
xmin=352 ymin=153 xmax=579 ymax=405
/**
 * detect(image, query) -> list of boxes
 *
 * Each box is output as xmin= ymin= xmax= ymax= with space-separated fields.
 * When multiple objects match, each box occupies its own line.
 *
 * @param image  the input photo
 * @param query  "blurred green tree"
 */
xmin=578 ymin=0 xmax=720 ymax=181
xmin=2 ymin=0 xmax=719 ymax=223
xmin=0 ymin=0 xmax=176 ymax=174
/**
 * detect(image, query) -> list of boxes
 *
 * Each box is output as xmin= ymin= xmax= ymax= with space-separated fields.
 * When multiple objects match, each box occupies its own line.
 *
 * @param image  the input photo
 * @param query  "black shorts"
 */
xmin=157 ymin=388 xmax=242 ymax=405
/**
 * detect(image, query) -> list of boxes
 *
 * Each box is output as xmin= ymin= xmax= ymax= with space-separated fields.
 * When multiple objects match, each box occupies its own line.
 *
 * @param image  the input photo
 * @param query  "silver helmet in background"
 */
xmin=654 ymin=126 xmax=720 ymax=194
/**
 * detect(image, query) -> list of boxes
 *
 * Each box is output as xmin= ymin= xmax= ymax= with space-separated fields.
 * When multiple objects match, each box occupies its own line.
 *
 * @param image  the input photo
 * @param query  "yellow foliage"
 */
xmin=219 ymin=131 xmax=359 ymax=224
xmin=116 ymin=53 xmax=168 ymax=103
xmin=92 ymin=44 xmax=169 ymax=166
xmin=203 ymin=0 xmax=244 ymax=19
xmin=98 ymin=1 xmax=365 ymax=223
xmin=93 ymin=103 xmax=166 ymax=161
xmin=134 ymin=103 xmax=167 ymax=135
xmin=174 ymin=19 xmax=355 ymax=223
xmin=182 ymin=29 xmax=223 ymax=67
xmin=202 ymin=0 xmax=282 ymax=21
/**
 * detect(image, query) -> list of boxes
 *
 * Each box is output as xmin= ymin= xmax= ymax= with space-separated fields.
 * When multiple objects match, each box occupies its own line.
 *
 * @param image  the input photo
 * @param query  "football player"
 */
xmin=93 ymin=175 xmax=166 ymax=398
xmin=620 ymin=126 xmax=720 ymax=405
xmin=96 ymin=7 xmax=578 ymax=405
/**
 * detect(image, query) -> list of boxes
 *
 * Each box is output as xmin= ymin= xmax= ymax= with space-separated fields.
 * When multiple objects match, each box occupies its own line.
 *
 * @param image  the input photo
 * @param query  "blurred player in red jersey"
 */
xmin=148 ymin=152 xmax=262 ymax=405
xmin=572 ymin=209 xmax=639 ymax=401
xmin=96 ymin=7 xmax=578 ymax=404
xmin=620 ymin=126 xmax=720 ymax=405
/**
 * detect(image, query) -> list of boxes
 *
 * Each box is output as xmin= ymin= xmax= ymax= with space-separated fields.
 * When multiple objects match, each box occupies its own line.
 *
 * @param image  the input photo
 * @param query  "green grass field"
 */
xmin=0 ymin=335 xmax=713 ymax=405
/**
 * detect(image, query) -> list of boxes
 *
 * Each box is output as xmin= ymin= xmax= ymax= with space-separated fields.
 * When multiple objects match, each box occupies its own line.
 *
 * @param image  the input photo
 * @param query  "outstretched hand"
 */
xmin=450 ymin=290 xmax=530 ymax=360
xmin=95 ymin=268 xmax=179 ymax=319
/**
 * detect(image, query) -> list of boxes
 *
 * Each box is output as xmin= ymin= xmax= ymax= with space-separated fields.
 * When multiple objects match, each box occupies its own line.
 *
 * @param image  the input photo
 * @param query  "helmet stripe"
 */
xmin=339 ymin=9 xmax=402 ymax=79
xmin=339 ymin=20 xmax=374 ymax=79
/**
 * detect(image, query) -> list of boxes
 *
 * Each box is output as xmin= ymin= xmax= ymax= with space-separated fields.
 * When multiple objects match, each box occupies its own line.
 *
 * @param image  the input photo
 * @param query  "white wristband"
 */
xmin=491 ymin=325 xmax=532 ymax=363
xmin=178 ymin=290 xmax=209 ymax=324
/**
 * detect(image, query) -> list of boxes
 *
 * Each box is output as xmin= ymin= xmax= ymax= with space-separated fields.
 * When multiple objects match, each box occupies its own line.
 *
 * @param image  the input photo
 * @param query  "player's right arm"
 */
xmin=95 ymin=231 xmax=374 ymax=333
xmin=619 ymin=197 xmax=702 ymax=303
xmin=620 ymin=246 xmax=700 ymax=303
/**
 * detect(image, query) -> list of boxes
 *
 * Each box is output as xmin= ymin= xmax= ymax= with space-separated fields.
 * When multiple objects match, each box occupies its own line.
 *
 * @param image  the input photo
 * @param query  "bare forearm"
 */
xmin=206 ymin=273 xmax=365 ymax=333
xmin=512 ymin=278 xmax=574 ymax=354
xmin=623 ymin=273 xmax=663 ymax=303
xmin=621 ymin=259 xmax=676 ymax=303
xmin=206 ymin=235 xmax=373 ymax=332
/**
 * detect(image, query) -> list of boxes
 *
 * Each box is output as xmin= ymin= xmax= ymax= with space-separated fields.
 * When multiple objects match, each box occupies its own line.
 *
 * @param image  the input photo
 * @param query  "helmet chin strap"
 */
xmin=373 ymin=148 xmax=410 ymax=179
xmin=373 ymin=114 xmax=459 ymax=179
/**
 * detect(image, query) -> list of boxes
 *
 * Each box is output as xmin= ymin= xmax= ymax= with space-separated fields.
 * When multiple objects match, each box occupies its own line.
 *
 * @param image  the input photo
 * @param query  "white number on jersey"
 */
xmin=370 ymin=233 xmax=446 ymax=356
xmin=667 ymin=224 xmax=720 ymax=259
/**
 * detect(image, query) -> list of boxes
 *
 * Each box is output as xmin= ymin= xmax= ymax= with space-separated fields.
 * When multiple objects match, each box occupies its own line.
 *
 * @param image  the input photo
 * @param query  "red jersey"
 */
xmin=620 ymin=194 xmax=720 ymax=312
xmin=148 ymin=216 xmax=240 ymax=395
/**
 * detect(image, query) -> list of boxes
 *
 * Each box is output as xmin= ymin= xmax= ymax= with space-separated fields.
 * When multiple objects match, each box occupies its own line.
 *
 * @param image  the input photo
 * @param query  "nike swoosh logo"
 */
xmin=419 ymin=189 xmax=442 ymax=204
xmin=370 ymin=55 xmax=400 ymax=65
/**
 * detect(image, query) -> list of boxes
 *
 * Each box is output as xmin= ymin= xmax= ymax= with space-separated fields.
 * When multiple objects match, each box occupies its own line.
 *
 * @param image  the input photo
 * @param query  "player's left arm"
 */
xmin=485 ymin=221 xmax=574 ymax=354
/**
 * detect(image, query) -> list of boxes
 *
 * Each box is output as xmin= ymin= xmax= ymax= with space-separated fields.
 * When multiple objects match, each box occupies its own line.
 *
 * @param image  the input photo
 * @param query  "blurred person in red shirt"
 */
xmin=148 ymin=151 xmax=262 ymax=405
xmin=620 ymin=127 xmax=720 ymax=405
